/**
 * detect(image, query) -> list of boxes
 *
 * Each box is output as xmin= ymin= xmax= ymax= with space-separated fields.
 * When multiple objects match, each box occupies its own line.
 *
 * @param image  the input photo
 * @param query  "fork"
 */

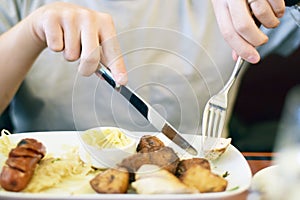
xmin=202 ymin=56 xmax=245 ymax=150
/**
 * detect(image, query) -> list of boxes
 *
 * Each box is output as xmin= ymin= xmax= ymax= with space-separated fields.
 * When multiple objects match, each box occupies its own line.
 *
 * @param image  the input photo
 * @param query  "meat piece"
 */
xmin=17 ymin=138 xmax=46 ymax=157
xmin=176 ymin=158 xmax=211 ymax=177
xmin=5 ymin=157 xmax=40 ymax=172
xmin=119 ymin=146 xmax=179 ymax=175
xmin=0 ymin=138 xmax=46 ymax=192
xmin=90 ymin=167 xmax=129 ymax=193
xmin=0 ymin=166 xmax=34 ymax=192
xmin=136 ymin=135 xmax=165 ymax=153
xmin=132 ymin=164 xmax=196 ymax=194
xmin=9 ymin=148 xmax=43 ymax=159
xmin=179 ymin=165 xmax=228 ymax=193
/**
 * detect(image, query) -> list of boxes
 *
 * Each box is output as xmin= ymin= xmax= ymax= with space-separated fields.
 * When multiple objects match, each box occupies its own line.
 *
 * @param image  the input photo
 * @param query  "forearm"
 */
xmin=0 ymin=17 xmax=46 ymax=114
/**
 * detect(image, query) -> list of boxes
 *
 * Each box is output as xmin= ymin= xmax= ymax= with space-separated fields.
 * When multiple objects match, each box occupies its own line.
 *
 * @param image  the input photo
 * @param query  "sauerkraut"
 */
xmin=0 ymin=131 xmax=100 ymax=194
xmin=24 ymin=147 xmax=97 ymax=193
xmin=81 ymin=128 xmax=132 ymax=149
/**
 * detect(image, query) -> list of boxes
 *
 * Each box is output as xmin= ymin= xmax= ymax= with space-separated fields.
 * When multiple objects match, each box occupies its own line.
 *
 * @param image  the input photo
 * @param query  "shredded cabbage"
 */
xmin=24 ymin=147 xmax=98 ymax=193
xmin=0 ymin=129 xmax=15 ymax=156
xmin=0 ymin=130 xmax=100 ymax=193
xmin=81 ymin=128 xmax=132 ymax=149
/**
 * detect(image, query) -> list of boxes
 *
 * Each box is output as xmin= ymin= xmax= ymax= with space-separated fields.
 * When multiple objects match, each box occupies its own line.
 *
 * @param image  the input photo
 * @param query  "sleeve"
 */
xmin=258 ymin=7 xmax=300 ymax=58
xmin=0 ymin=0 xmax=45 ymax=34
xmin=0 ymin=0 xmax=21 ymax=33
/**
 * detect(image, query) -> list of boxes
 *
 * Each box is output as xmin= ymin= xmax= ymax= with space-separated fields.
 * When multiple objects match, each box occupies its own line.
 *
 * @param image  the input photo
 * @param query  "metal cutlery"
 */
xmin=96 ymin=64 xmax=198 ymax=155
xmin=201 ymin=56 xmax=245 ymax=151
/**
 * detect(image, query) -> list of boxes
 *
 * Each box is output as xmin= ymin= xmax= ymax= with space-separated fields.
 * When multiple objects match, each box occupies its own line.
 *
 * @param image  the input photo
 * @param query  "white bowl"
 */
xmin=78 ymin=127 xmax=136 ymax=168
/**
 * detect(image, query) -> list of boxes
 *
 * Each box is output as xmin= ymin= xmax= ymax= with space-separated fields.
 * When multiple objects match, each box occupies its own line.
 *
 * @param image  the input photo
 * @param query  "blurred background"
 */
xmin=229 ymin=45 xmax=300 ymax=152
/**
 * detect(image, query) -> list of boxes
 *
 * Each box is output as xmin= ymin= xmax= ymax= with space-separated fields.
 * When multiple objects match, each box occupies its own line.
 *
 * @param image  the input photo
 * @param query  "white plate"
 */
xmin=0 ymin=131 xmax=251 ymax=200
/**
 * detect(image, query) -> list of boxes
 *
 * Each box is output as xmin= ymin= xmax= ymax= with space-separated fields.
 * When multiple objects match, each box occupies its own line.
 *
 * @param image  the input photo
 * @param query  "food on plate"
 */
xmin=0 ymin=131 xmax=98 ymax=193
xmin=203 ymin=137 xmax=232 ymax=160
xmin=176 ymin=158 xmax=211 ymax=177
xmin=88 ymin=135 xmax=229 ymax=194
xmin=81 ymin=127 xmax=133 ymax=149
xmin=79 ymin=127 xmax=137 ymax=168
xmin=0 ymin=129 xmax=230 ymax=195
xmin=179 ymin=164 xmax=228 ymax=193
xmin=132 ymin=164 xmax=197 ymax=194
xmin=23 ymin=147 xmax=96 ymax=193
xmin=119 ymin=146 xmax=180 ymax=175
xmin=0 ymin=138 xmax=46 ymax=192
xmin=90 ymin=167 xmax=129 ymax=193
xmin=136 ymin=135 xmax=165 ymax=153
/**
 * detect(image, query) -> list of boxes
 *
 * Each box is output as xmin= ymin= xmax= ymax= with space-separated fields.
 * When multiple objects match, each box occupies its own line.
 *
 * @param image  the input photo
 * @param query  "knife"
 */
xmin=96 ymin=65 xmax=198 ymax=155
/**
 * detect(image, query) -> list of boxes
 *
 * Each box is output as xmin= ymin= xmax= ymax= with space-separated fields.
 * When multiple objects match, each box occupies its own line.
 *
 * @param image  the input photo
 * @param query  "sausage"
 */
xmin=0 ymin=138 xmax=46 ymax=192
xmin=16 ymin=138 xmax=46 ymax=157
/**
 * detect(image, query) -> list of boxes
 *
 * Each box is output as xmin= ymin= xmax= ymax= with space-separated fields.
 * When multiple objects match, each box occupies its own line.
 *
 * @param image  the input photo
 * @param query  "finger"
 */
xmin=98 ymin=13 xmax=127 ymax=85
xmin=267 ymin=0 xmax=285 ymax=18
xmin=249 ymin=0 xmax=281 ymax=28
xmin=232 ymin=50 xmax=239 ymax=61
xmin=43 ymin=16 xmax=64 ymax=52
xmin=78 ymin=18 xmax=100 ymax=77
xmin=213 ymin=0 xmax=261 ymax=63
xmin=62 ymin=14 xmax=81 ymax=61
xmin=228 ymin=0 xmax=268 ymax=46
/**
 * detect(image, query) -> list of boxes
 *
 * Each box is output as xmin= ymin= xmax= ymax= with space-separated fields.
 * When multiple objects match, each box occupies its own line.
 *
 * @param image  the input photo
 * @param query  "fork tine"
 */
xmin=202 ymin=56 xmax=245 ymax=154
xmin=217 ymin=111 xmax=226 ymax=138
xmin=212 ymin=108 xmax=221 ymax=137
xmin=207 ymin=107 xmax=215 ymax=137
xmin=201 ymin=104 xmax=210 ymax=149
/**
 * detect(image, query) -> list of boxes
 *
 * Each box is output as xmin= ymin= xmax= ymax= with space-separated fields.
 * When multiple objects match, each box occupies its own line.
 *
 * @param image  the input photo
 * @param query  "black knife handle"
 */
xmin=97 ymin=64 xmax=149 ymax=119
xmin=97 ymin=65 xmax=119 ymax=89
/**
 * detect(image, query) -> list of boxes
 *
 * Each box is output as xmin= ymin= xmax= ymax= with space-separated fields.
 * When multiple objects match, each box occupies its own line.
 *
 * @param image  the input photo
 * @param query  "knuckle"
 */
xmin=99 ymin=12 xmax=115 ymax=27
xmin=64 ymin=49 xmax=80 ymax=61
xmin=221 ymin=29 xmax=235 ymax=44
xmin=274 ymin=6 xmax=285 ymax=18
xmin=263 ymin=19 xmax=280 ymax=28
xmin=81 ymin=54 xmax=99 ymax=68
xmin=100 ymin=13 xmax=113 ymax=22
xmin=47 ymin=40 xmax=63 ymax=52
xmin=235 ymin=23 xmax=250 ymax=36
xmin=255 ymin=36 xmax=268 ymax=46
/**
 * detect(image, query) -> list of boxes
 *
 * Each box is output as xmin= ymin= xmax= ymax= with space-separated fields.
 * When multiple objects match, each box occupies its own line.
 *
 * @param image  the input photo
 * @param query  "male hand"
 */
xmin=211 ymin=0 xmax=285 ymax=63
xmin=28 ymin=2 xmax=127 ymax=84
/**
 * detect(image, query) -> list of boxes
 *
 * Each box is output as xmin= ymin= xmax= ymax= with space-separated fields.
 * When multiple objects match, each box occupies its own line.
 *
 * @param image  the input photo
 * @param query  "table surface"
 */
xmin=242 ymin=152 xmax=274 ymax=175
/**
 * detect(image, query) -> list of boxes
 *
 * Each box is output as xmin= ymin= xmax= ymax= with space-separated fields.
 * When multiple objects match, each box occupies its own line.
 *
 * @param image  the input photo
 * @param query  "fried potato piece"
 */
xmin=179 ymin=165 xmax=227 ymax=193
xmin=176 ymin=158 xmax=211 ymax=177
xmin=136 ymin=135 xmax=165 ymax=153
xmin=90 ymin=167 xmax=129 ymax=194
xmin=132 ymin=164 xmax=197 ymax=194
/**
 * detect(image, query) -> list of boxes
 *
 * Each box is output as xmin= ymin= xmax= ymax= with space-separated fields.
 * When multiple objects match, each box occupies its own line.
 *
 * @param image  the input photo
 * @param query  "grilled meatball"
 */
xmin=119 ymin=146 xmax=179 ymax=175
xmin=136 ymin=135 xmax=165 ymax=153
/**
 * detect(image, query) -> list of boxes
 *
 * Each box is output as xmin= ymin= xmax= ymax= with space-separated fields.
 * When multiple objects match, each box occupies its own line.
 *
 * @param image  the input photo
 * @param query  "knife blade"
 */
xmin=96 ymin=65 xmax=198 ymax=155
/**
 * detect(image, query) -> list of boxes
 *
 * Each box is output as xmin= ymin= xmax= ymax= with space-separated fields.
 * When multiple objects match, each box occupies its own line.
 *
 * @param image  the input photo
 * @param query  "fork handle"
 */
xmin=220 ymin=56 xmax=244 ymax=94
